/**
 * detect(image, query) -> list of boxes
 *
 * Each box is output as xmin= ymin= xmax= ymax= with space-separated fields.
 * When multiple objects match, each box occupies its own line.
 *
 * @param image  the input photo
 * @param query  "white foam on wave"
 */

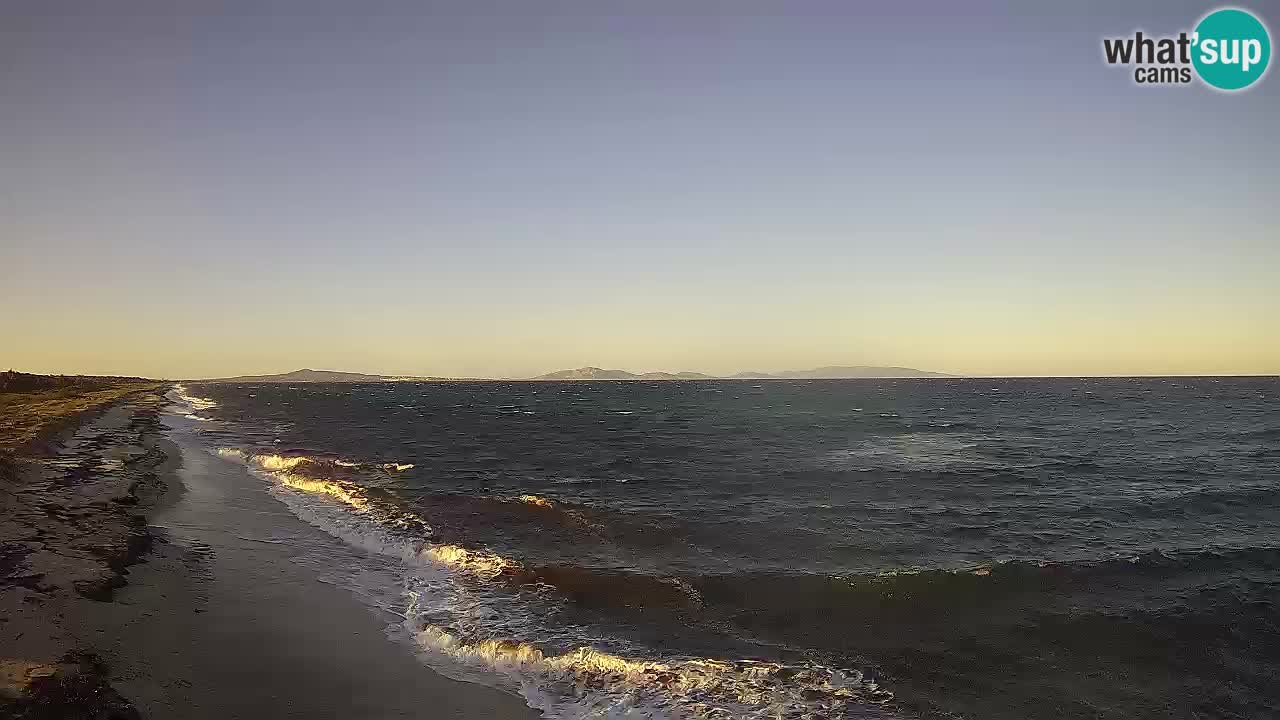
xmin=825 ymin=433 xmax=989 ymax=472
xmin=216 ymin=450 xmax=515 ymax=579
xmin=167 ymin=384 xmax=221 ymax=423
xmin=221 ymin=449 xmax=413 ymax=474
xmin=215 ymin=445 xmax=898 ymax=720
xmin=172 ymin=383 xmax=218 ymax=411
xmin=408 ymin=615 xmax=894 ymax=720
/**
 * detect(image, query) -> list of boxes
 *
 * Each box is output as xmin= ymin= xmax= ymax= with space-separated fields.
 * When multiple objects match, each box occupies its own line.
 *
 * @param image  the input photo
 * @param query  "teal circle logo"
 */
xmin=1192 ymin=8 xmax=1271 ymax=90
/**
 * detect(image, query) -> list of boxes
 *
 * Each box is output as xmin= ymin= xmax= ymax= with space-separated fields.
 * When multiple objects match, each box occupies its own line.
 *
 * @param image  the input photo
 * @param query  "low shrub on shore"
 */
xmin=0 ymin=374 xmax=163 ymax=455
xmin=0 ymin=371 xmax=152 ymax=394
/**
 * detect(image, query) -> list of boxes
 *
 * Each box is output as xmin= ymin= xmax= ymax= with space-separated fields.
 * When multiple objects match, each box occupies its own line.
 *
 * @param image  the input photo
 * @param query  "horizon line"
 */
xmin=9 ymin=368 xmax=1280 ymax=382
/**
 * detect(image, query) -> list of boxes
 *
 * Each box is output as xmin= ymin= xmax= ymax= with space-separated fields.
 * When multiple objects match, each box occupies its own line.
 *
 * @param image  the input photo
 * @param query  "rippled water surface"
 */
xmin=178 ymin=378 xmax=1280 ymax=719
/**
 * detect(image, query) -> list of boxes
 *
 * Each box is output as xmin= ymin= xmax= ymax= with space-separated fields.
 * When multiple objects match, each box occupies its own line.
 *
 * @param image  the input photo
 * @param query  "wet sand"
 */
xmin=2 ymin=387 xmax=538 ymax=719
xmin=74 ymin=417 xmax=539 ymax=719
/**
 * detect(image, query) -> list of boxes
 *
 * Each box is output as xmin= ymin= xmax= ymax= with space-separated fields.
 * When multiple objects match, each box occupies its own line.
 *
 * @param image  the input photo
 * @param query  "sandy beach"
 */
xmin=1 ymin=381 xmax=170 ymax=717
xmin=0 ymin=379 xmax=538 ymax=719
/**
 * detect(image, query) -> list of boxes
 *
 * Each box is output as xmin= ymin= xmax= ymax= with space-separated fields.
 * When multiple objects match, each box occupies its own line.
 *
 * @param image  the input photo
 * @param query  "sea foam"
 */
xmin=168 ymin=383 xmax=220 ymax=422
xmin=216 ymin=445 xmax=898 ymax=720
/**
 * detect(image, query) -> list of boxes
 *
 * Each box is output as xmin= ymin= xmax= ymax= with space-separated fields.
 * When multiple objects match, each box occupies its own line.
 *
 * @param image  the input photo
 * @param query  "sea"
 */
xmin=170 ymin=377 xmax=1279 ymax=720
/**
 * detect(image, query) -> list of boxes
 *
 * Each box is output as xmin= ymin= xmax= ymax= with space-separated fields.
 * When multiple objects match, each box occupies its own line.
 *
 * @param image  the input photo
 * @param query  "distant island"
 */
xmin=197 ymin=369 xmax=452 ymax=383
xmin=531 ymin=366 xmax=954 ymax=380
xmin=198 ymin=366 xmax=954 ymax=383
xmin=533 ymin=368 xmax=717 ymax=381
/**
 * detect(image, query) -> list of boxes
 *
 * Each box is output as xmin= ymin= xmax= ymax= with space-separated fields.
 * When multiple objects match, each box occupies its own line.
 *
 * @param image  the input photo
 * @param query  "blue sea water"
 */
xmin=175 ymin=377 xmax=1279 ymax=719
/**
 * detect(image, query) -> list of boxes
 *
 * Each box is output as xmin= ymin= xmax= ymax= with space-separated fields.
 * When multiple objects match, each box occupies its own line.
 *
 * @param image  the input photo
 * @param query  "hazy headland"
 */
xmin=195 ymin=365 xmax=955 ymax=383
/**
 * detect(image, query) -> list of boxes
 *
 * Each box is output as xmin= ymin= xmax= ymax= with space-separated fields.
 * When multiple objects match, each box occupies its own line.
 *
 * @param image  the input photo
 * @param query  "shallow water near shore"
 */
xmin=79 ymin=407 xmax=537 ymax=719
xmin=172 ymin=378 xmax=1280 ymax=719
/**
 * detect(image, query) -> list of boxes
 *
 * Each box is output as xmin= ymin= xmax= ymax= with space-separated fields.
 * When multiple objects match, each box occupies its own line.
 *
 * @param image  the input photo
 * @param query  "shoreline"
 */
xmin=80 ymin=423 xmax=539 ymax=719
xmin=2 ymin=384 xmax=538 ymax=720
xmin=0 ymin=384 xmax=172 ymax=717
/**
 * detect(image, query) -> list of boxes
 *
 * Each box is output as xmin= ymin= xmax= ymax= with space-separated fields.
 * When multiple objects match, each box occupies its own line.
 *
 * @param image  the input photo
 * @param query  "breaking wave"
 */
xmin=219 ymin=449 xmax=414 ymax=475
xmin=214 ymin=445 xmax=899 ymax=719
xmin=169 ymin=383 xmax=219 ymax=421
xmin=409 ymin=614 xmax=894 ymax=720
xmin=172 ymin=383 xmax=218 ymax=410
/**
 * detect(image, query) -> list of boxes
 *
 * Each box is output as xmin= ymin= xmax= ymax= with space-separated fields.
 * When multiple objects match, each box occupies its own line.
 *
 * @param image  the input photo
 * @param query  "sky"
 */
xmin=2 ymin=0 xmax=1278 ymax=379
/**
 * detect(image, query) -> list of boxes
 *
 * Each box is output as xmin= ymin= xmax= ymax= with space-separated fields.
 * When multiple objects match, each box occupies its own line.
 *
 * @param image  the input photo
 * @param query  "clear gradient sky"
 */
xmin=3 ymin=1 xmax=1277 ymax=378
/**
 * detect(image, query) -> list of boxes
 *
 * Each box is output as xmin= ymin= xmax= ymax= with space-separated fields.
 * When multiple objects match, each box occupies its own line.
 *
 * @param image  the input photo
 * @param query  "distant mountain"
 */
xmin=739 ymin=366 xmax=953 ymax=379
xmin=639 ymin=371 xmax=716 ymax=380
xmin=198 ymin=365 xmax=953 ymax=384
xmin=532 ymin=367 xmax=643 ymax=381
xmin=531 ymin=365 xmax=952 ymax=380
xmin=198 ymin=369 xmax=444 ymax=383
xmin=531 ymin=367 xmax=718 ymax=381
